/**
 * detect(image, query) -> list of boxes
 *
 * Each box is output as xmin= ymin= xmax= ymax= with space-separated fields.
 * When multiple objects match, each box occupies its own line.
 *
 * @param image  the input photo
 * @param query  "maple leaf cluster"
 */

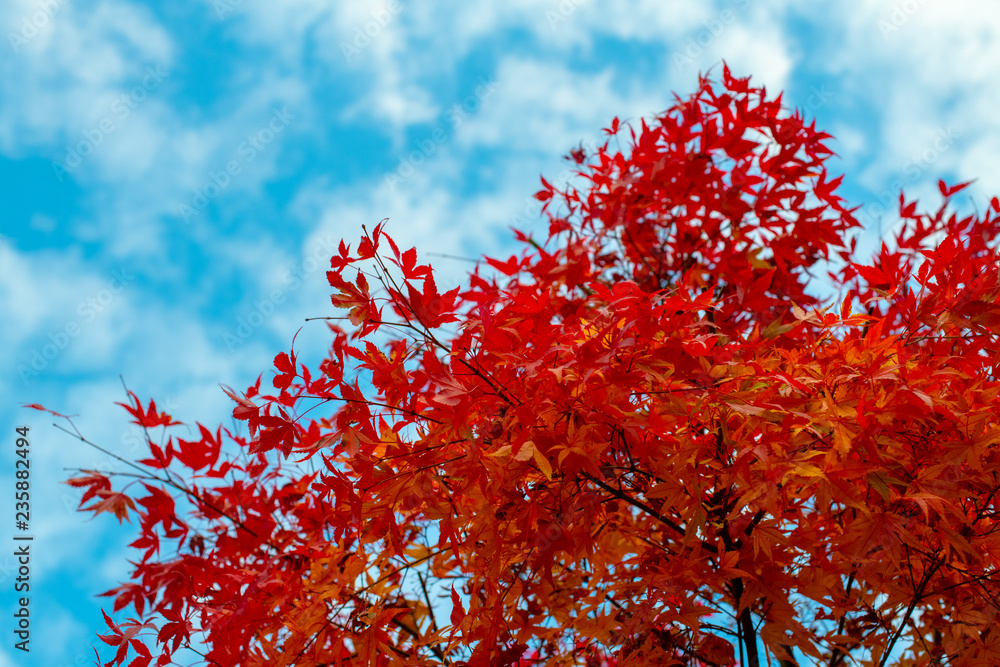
xmin=44 ymin=65 xmax=999 ymax=667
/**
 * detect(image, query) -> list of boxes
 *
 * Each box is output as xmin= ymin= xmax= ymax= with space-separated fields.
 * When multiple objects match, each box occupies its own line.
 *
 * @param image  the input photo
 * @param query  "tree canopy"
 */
xmin=38 ymin=65 xmax=1000 ymax=667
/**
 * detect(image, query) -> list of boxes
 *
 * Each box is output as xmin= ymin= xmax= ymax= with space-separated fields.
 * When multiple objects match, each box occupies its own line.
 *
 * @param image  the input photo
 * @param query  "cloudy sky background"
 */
xmin=2 ymin=0 xmax=1000 ymax=664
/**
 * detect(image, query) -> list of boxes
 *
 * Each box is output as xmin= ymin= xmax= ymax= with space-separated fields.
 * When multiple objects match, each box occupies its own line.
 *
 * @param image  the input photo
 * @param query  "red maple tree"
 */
xmin=35 ymin=65 xmax=1000 ymax=666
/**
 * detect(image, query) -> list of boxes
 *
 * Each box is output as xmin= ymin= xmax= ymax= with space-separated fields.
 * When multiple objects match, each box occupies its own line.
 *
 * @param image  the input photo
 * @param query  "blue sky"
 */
xmin=2 ymin=0 xmax=999 ymax=664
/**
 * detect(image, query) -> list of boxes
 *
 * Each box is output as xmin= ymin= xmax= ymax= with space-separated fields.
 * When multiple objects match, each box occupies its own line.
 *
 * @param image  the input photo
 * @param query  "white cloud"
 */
xmin=338 ymin=74 xmax=439 ymax=132
xmin=813 ymin=0 xmax=1000 ymax=203
xmin=1 ymin=0 xmax=319 ymax=269
xmin=457 ymin=58 xmax=665 ymax=157
xmin=210 ymin=0 xmax=334 ymax=58
xmin=828 ymin=123 xmax=867 ymax=164
xmin=0 ymin=242 xmax=128 ymax=359
xmin=710 ymin=22 xmax=793 ymax=92
xmin=410 ymin=0 xmax=717 ymax=61
xmin=0 ymin=0 xmax=173 ymax=154
xmin=216 ymin=0 xmax=437 ymax=134
xmin=302 ymin=179 xmax=505 ymax=294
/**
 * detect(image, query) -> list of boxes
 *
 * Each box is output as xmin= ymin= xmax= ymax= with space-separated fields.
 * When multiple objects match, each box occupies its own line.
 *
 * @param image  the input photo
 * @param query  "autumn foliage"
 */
xmin=38 ymin=66 xmax=1000 ymax=666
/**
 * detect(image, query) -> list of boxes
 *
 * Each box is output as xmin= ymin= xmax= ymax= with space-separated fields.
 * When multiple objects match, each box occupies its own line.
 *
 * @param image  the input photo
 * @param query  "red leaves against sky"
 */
xmin=115 ymin=391 xmax=182 ymax=429
xmin=53 ymin=65 xmax=1000 ymax=667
